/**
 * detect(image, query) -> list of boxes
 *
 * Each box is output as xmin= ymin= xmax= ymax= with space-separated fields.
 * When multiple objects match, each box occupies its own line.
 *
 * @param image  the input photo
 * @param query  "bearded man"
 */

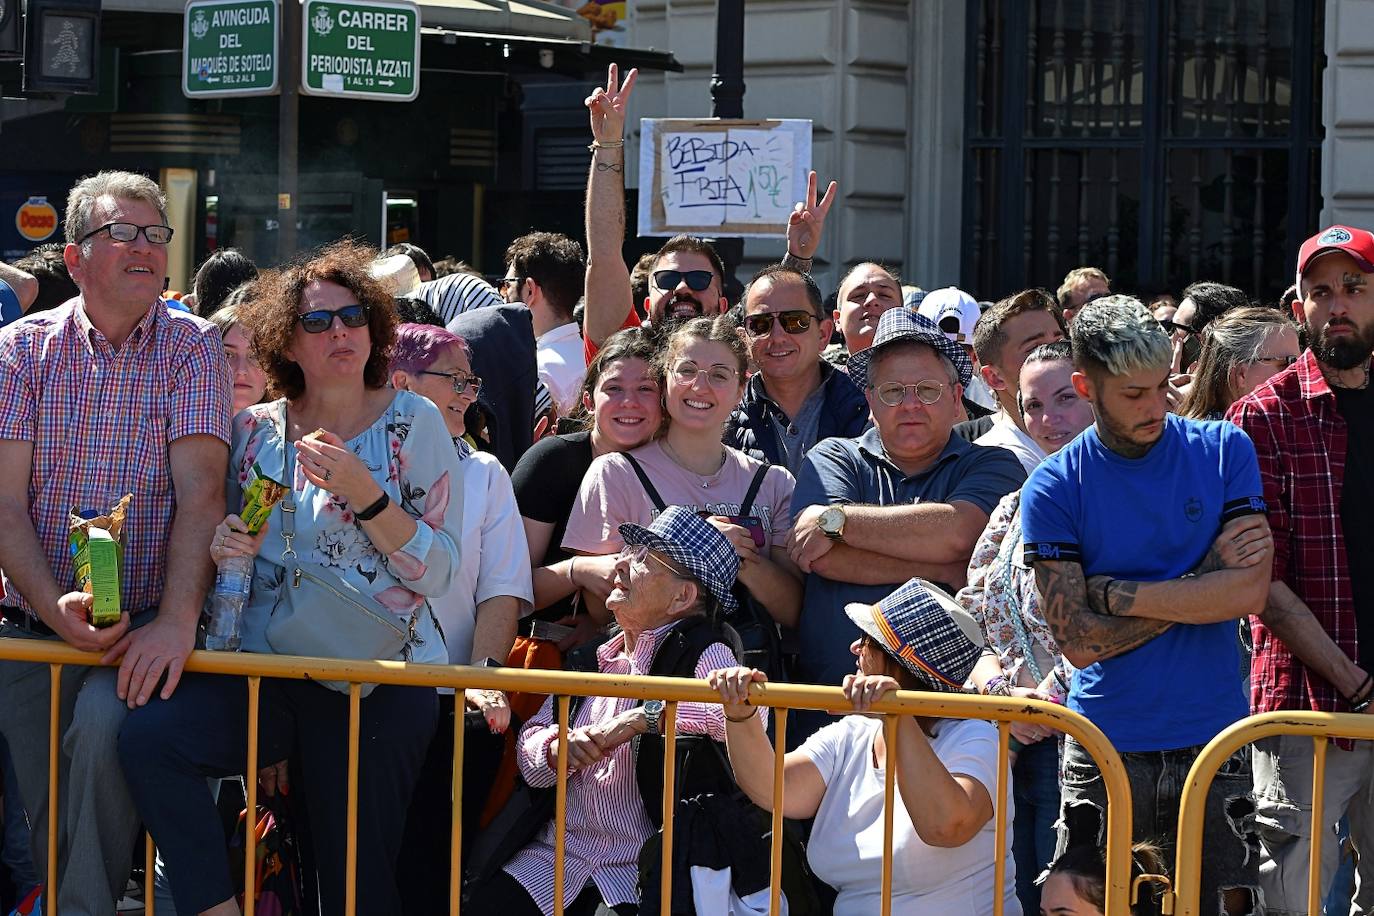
xmin=1229 ymin=225 xmax=1374 ymax=916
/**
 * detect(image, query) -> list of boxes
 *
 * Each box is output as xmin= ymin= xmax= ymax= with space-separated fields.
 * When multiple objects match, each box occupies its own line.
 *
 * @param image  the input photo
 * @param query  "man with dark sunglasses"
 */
xmin=724 ymin=266 xmax=869 ymax=476
xmin=580 ymin=64 xmax=835 ymax=365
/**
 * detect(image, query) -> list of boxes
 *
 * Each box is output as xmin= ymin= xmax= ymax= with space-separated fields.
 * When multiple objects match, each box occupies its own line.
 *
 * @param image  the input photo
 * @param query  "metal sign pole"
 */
xmin=278 ymin=0 xmax=300 ymax=262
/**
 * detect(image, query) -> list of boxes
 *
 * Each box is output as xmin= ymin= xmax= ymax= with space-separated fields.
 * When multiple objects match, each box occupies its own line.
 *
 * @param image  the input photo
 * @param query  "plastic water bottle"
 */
xmin=205 ymin=555 xmax=251 ymax=651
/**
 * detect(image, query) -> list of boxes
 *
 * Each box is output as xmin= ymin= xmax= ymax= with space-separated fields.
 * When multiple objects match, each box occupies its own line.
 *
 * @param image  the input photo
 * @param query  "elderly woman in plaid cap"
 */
xmin=709 ymin=577 xmax=1021 ymax=915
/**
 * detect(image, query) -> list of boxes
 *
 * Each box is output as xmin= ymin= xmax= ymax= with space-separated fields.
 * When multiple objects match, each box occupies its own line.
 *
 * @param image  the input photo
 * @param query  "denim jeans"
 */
xmin=1058 ymin=736 xmax=1261 ymax=916
xmin=1012 ymin=737 xmax=1060 ymax=914
xmin=0 ymin=735 xmax=38 ymax=901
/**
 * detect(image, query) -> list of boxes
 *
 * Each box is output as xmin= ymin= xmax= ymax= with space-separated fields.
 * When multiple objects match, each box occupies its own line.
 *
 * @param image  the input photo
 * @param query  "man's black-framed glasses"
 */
xmin=297 ymin=304 xmax=370 ymax=334
xmin=744 ymin=309 xmax=815 ymax=337
xmin=77 ymin=222 xmax=174 ymax=245
xmin=652 ymin=269 xmax=714 ymax=292
xmin=497 ymin=276 xmax=526 ymax=292
xmin=419 ymin=369 xmax=483 ymax=396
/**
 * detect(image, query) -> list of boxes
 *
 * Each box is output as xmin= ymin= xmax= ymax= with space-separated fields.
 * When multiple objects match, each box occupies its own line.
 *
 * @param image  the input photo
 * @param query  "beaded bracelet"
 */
xmin=588 ymin=139 xmax=625 ymax=151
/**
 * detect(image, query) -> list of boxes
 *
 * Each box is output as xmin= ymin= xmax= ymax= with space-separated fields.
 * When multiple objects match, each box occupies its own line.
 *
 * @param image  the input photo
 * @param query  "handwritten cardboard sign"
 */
xmin=638 ymin=118 xmax=812 ymax=238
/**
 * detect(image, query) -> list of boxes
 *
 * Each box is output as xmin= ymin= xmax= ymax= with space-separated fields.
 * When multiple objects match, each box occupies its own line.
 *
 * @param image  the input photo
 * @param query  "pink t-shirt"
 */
xmin=562 ymin=440 xmax=795 ymax=555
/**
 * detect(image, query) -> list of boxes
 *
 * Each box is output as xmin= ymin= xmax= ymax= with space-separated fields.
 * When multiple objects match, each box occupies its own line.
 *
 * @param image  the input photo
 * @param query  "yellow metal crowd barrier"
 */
xmin=0 ymin=637 xmax=1138 ymax=916
xmin=1168 ymin=709 xmax=1374 ymax=916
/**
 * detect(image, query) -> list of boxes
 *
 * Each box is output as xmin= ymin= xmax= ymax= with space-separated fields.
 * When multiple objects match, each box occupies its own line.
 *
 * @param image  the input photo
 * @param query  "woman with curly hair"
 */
xmin=119 ymin=241 xmax=465 ymax=916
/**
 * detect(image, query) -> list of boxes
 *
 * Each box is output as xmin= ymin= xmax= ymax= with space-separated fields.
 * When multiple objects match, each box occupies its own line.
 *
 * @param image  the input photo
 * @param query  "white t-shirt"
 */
xmin=430 ymin=450 xmax=534 ymax=673
xmin=975 ymin=410 xmax=1047 ymax=475
xmin=798 ymin=716 xmax=1020 ymax=916
xmin=536 ymin=321 xmax=587 ymax=417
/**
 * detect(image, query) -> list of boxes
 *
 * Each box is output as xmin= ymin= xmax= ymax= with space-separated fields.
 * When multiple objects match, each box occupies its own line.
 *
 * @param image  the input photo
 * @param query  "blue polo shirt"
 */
xmin=1020 ymin=415 xmax=1262 ymax=751
xmin=792 ymin=429 xmax=1026 ymax=736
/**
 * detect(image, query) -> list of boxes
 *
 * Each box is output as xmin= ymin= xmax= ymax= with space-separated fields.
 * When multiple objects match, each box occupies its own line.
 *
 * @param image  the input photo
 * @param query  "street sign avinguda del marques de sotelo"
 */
xmin=302 ymin=0 xmax=419 ymax=101
xmin=183 ymin=0 xmax=279 ymax=98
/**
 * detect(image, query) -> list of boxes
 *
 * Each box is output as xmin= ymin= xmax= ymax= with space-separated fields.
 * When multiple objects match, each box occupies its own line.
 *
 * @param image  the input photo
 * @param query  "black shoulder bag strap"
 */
xmin=623 ymin=452 xmax=669 ymax=512
xmin=738 ymin=464 xmax=769 ymax=517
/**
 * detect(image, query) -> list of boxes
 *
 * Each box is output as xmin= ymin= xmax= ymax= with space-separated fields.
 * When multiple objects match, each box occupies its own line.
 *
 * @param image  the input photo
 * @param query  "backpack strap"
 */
xmin=738 ymin=463 xmax=769 ymax=517
xmin=623 ymin=452 xmax=669 ymax=512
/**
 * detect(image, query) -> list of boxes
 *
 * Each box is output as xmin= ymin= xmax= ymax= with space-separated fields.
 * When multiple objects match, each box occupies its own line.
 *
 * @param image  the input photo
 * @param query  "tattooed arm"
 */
xmin=1081 ymin=514 xmax=1273 ymax=626
xmin=1259 ymin=580 xmax=1369 ymax=704
xmin=1034 ymin=559 xmax=1174 ymax=669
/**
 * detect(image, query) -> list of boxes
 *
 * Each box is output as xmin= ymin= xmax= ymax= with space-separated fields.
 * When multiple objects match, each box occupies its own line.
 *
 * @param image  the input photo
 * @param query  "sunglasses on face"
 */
xmin=1162 ymin=319 xmax=1199 ymax=337
xmin=670 ymin=361 xmax=739 ymax=389
xmin=419 ymin=369 xmax=482 ymax=396
xmin=497 ymin=276 xmax=525 ymax=291
xmin=744 ymin=309 xmax=816 ymax=337
xmin=297 ymin=304 xmax=370 ymax=334
xmin=871 ymin=380 xmax=946 ymax=407
xmin=78 ymin=222 xmax=174 ymax=245
xmin=652 ymin=269 xmax=715 ymax=292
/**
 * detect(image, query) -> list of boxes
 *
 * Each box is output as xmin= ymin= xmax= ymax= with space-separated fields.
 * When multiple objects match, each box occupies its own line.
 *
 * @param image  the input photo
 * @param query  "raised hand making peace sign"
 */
xmin=585 ymin=63 xmax=639 ymax=144
xmin=786 ymin=170 xmax=839 ymax=261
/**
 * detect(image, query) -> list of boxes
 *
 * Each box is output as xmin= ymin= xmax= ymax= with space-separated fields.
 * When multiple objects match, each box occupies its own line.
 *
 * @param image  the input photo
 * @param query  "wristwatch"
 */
xmin=642 ymin=699 xmax=665 ymax=736
xmin=818 ymin=505 xmax=847 ymax=541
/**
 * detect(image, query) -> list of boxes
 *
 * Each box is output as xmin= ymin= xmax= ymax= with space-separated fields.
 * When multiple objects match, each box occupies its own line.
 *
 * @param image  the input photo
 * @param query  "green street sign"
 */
xmin=302 ymin=0 xmax=419 ymax=101
xmin=183 ymin=0 xmax=279 ymax=98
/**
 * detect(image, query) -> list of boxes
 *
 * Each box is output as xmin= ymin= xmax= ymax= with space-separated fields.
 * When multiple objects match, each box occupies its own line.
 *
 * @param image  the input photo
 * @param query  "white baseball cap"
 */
xmin=917 ymin=287 xmax=980 ymax=344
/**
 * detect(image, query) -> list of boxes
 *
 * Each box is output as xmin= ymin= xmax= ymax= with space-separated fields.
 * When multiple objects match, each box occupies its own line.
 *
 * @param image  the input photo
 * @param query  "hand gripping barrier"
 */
xmin=0 ymin=638 xmax=1138 ymax=916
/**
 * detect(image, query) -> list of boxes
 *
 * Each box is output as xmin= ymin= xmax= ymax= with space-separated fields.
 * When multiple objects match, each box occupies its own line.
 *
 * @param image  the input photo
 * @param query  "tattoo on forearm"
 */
xmin=595 ymin=162 xmax=623 ymax=173
xmin=1035 ymin=561 xmax=1170 ymax=663
xmin=1191 ymin=543 xmax=1224 ymax=576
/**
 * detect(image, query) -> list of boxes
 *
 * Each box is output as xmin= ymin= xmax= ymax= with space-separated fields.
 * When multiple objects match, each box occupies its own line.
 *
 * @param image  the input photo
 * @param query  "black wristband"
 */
xmin=353 ymin=491 xmax=390 ymax=522
xmin=1349 ymin=671 xmax=1374 ymax=710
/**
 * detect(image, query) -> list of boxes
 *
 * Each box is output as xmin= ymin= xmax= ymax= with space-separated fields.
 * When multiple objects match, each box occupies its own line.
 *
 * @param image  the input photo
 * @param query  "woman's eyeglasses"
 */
xmin=871 ymin=380 xmax=946 ymax=407
xmin=1162 ymin=319 xmax=1199 ymax=337
xmin=419 ymin=369 xmax=483 ymax=396
xmin=618 ymin=543 xmax=688 ymax=578
xmin=77 ymin=222 xmax=174 ymax=245
xmin=1249 ymin=355 xmax=1300 ymax=368
xmin=670 ymin=361 xmax=739 ymax=389
xmin=744 ymin=310 xmax=815 ymax=337
xmin=297 ymin=304 xmax=370 ymax=334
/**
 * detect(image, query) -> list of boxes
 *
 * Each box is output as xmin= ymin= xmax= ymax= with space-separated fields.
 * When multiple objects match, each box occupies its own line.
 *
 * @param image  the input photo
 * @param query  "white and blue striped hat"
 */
xmin=619 ymin=506 xmax=740 ymax=613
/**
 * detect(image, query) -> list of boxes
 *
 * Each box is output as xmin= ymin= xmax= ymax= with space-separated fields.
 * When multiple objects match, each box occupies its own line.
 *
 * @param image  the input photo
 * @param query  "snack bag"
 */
xmin=241 ymin=463 xmax=288 ymax=535
xmin=68 ymin=494 xmax=132 ymax=628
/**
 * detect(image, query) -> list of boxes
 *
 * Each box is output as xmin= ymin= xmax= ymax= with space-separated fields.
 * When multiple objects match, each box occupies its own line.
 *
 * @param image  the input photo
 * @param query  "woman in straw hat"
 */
xmin=709 ymin=577 xmax=1020 ymax=915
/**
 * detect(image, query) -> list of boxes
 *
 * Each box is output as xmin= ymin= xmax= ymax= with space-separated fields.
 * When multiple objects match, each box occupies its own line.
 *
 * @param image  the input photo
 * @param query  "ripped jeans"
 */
xmin=1057 ymin=737 xmax=1261 ymax=916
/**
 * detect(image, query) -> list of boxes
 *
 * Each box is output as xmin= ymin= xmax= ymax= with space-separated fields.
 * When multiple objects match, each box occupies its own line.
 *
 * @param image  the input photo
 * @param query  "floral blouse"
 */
xmin=956 ymin=489 xmax=1069 ymax=701
xmin=226 ymin=390 xmax=463 ymax=665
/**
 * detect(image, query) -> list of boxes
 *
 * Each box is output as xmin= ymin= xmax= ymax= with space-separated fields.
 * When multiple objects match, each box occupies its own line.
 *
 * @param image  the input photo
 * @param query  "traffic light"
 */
xmin=24 ymin=0 xmax=101 ymax=94
xmin=0 ymin=0 xmax=21 ymax=60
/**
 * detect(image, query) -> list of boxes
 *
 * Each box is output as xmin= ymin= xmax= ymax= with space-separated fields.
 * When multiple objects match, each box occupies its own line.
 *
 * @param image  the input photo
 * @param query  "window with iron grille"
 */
xmin=963 ymin=0 xmax=1325 ymax=303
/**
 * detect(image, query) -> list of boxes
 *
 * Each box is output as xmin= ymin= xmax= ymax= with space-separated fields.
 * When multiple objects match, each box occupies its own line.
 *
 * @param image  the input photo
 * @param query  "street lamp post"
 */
xmin=709 ymin=0 xmax=745 ymax=302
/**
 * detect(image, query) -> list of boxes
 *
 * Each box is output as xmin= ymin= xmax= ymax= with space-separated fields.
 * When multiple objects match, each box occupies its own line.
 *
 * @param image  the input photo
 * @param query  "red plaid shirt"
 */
xmin=1227 ymin=350 xmax=1355 ymax=716
xmin=0 ymin=298 xmax=232 ymax=616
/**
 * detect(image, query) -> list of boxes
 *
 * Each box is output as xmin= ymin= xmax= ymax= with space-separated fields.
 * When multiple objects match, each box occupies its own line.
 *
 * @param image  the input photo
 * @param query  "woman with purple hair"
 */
xmin=389 ymin=322 xmax=534 ymax=911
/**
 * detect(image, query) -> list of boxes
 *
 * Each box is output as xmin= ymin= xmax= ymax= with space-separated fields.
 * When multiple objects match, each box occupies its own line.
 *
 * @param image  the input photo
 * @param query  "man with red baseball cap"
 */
xmin=1229 ymin=225 xmax=1374 ymax=914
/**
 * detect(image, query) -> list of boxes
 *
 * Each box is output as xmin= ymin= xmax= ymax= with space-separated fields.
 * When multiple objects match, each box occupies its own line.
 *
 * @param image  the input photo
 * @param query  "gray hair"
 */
xmin=65 ymin=171 xmax=168 ymax=245
xmin=1070 ymin=295 xmax=1171 ymax=377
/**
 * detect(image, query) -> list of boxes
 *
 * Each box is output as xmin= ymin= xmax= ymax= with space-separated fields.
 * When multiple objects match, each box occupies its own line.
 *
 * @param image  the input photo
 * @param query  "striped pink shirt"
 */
xmin=507 ymin=621 xmax=759 ymax=915
xmin=0 ymin=298 xmax=232 ymax=615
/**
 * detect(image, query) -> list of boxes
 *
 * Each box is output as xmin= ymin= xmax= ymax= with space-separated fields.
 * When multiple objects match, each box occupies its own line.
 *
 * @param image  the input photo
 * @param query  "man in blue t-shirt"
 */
xmin=1021 ymin=296 xmax=1272 ymax=915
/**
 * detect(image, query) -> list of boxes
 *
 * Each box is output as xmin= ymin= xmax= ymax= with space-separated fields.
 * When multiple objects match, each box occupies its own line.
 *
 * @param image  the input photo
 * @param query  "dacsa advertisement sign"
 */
xmin=16 ymin=197 xmax=59 ymax=243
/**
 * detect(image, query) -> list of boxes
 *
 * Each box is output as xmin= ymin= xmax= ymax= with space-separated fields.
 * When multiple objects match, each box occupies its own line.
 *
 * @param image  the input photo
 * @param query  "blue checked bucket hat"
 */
xmin=619 ymin=506 xmax=740 ymax=614
xmin=845 ymin=578 xmax=983 ymax=692
xmin=846 ymin=307 xmax=974 ymax=389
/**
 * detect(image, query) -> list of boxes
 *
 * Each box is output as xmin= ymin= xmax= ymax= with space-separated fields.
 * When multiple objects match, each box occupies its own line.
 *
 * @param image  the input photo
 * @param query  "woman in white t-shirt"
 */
xmin=562 ymin=314 xmax=803 ymax=629
xmin=709 ymin=577 xmax=1021 ymax=916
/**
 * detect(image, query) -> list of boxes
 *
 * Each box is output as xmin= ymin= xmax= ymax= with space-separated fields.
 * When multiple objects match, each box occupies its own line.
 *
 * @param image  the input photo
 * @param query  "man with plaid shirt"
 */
xmin=0 ymin=171 xmax=231 ymax=913
xmin=1229 ymin=225 xmax=1374 ymax=915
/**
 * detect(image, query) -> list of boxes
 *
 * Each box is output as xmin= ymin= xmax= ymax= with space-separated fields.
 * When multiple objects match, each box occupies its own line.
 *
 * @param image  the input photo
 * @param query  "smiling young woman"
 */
xmin=562 ymin=315 xmax=804 ymax=635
